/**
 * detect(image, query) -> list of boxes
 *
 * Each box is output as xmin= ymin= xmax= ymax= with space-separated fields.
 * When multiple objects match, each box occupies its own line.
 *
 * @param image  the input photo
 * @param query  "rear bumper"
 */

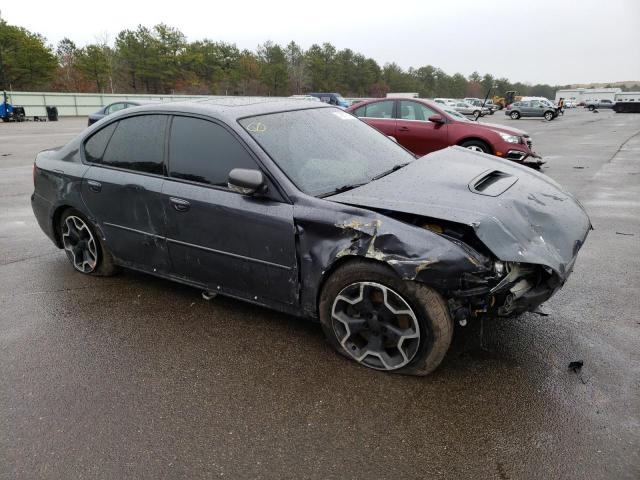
xmin=31 ymin=192 xmax=58 ymax=246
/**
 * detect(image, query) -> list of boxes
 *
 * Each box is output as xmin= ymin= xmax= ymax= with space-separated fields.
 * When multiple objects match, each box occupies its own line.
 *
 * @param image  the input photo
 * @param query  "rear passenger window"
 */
xmin=364 ymin=101 xmax=394 ymax=119
xmin=96 ymin=115 xmax=166 ymax=174
xmin=168 ymin=116 xmax=258 ymax=187
xmin=84 ymin=123 xmax=117 ymax=163
xmin=352 ymin=106 xmax=366 ymax=117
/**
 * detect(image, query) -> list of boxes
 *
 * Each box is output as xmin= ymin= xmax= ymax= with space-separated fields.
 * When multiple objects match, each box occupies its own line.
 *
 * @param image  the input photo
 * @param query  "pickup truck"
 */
xmin=585 ymin=99 xmax=615 ymax=111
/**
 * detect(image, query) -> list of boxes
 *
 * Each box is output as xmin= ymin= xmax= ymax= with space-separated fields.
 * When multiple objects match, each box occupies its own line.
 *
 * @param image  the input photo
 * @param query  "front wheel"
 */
xmin=60 ymin=209 xmax=117 ymax=276
xmin=460 ymin=139 xmax=490 ymax=153
xmin=319 ymin=261 xmax=453 ymax=375
xmin=544 ymin=111 xmax=554 ymax=121
xmin=510 ymin=111 xmax=520 ymax=119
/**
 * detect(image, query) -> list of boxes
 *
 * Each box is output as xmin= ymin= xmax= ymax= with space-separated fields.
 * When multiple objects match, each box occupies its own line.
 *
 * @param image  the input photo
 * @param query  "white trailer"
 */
xmin=614 ymin=92 xmax=640 ymax=103
xmin=386 ymin=92 xmax=419 ymax=98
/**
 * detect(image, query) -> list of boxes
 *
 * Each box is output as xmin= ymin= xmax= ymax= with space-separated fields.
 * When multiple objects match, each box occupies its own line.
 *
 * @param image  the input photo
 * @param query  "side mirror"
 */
xmin=228 ymin=168 xmax=266 ymax=195
xmin=428 ymin=114 xmax=445 ymax=124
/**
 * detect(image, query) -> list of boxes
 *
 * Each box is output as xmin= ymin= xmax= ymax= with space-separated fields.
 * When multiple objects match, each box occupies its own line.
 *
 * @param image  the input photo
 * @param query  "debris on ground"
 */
xmin=532 ymin=305 xmax=550 ymax=316
xmin=568 ymin=360 xmax=584 ymax=373
xmin=573 ymin=166 xmax=585 ymax=169
xmin=615 ymin=231 xmax=634 ymax=236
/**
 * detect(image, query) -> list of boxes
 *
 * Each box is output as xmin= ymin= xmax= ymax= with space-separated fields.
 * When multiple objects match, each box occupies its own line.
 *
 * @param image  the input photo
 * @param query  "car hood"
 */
xmin=327 ymin=147 xmax=591 ymax=278
xmin=474 ymin=121 xmax=528 ymax=137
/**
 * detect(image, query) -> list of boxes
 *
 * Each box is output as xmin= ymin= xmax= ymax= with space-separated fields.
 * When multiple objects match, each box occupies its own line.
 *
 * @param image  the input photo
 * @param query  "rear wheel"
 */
xmin=60 ymin=209 xmax=117 ymax=276
xmin=460 ymin=139 xmax=491 ymax=154
xmin=319 ymin=261 xmax=453 ymax=376
xmin=588 ymin=105 xmax=595 ymax=111
xmin=510 ymin=111 xmax=520 ymax=119
xmin=544 ymin=111 xmax=554 ymax=121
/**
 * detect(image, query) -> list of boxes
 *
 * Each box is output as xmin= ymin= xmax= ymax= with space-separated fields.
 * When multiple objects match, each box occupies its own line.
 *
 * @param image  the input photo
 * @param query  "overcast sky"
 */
xmin=2 ymin=0 xmax=639 ymax=85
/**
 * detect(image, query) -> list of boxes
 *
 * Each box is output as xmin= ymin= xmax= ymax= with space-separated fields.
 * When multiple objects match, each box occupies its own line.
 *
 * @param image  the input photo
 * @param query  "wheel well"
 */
xmin=51 ymin=205 xmax=73 ymax=248
xmin=315 ymin=256 xmax=397 ymax=315
xmin=457 ymin=138 xmax=493 ymax=154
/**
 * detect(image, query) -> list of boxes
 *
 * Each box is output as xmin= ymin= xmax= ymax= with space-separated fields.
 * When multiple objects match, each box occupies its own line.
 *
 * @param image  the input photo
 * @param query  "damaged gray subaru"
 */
xmin=31 ymin=98 xmax=591 ymax=375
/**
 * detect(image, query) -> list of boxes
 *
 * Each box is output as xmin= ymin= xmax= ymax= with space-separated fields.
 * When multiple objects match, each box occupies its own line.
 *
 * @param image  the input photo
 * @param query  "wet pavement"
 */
xmin=1 ymin=109 xmax=639 ymax=479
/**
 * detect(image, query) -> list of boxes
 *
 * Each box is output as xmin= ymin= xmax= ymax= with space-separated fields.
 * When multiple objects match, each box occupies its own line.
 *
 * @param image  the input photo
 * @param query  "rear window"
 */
xmin=84 ymin=123 xmax=117 ymax=163
xmin=363 ymin=101 xmax=394 ymax=119
xmin=98 ymin=115 xmax=166 ymax=175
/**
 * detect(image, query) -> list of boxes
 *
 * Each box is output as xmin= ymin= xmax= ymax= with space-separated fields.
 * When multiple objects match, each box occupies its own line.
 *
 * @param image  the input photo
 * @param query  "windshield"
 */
xmin=334 ymin=94 xmax=348 ymax=105
xmin=240 ymin=108 xmax=414 ymax=196
xmin=442 ymin=107 xmax=471 ymax=122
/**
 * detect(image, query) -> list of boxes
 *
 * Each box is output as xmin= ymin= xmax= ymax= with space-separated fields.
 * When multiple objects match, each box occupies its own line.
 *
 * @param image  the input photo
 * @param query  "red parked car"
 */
xmin=346 ymin=98 xmax=544 ymax=167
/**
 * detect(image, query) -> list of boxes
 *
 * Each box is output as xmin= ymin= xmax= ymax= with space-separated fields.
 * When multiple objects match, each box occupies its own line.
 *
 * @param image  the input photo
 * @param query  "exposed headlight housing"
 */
xmin=494 ymin=131 xmax=520 ymax=144
xmin=494 ymin=260 xmax=505 ymax=275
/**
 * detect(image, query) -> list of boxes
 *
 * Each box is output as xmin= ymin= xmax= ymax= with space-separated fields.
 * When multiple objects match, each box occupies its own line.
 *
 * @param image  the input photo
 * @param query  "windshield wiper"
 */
xmin=370 ymin=162 xmax=409 ymax=181
xmin=318 ymin=182 xmax=368 ymax=198
xmin=318 ymin=164 xmax=409 ymax=198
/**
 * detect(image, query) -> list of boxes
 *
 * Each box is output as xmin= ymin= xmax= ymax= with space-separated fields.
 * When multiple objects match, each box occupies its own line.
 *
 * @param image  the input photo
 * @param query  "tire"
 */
xmin=460 ymin=139 xmax=491 ymax=153
xmin=473 ymin=110 xmax=481 ymax=119
xmin=319 ymin=260 xmax=453 ymax=376
xmin=510 ymin=111 xmax=520 ymax=120
xmin=59 ymin=208 xmax=117 ymax=276
xmin=588 ymin=105 xmax=595 ymax=111
xmin=489 ymin=110 xmax=494 ymax=115
xmin=544 ymin=111 xmax=554 ymax=121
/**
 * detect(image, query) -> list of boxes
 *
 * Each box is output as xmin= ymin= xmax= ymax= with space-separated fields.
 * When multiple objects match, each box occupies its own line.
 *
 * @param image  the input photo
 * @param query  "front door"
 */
xmin=81 ymin=114 xmax=171 ymax=272
xmin=394 ymin=100 xmax=449 ymax=156
xmin=162 ymin=115 xmax=298 ymax=305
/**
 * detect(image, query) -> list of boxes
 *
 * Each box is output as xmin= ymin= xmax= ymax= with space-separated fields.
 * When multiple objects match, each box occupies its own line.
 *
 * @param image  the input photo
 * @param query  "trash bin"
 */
xmin=46 ymin=106 xmax=59 ymax=121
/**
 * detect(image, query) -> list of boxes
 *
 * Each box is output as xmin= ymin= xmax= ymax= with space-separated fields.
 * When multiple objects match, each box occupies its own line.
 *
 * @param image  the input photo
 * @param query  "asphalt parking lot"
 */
xmin=1 ymin=109 xmax=639 ymax=479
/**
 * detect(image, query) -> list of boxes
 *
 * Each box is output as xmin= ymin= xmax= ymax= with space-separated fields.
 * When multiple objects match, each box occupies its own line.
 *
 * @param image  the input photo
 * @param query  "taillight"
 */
xmin=33 ymin=163 xmax=37 ymax=187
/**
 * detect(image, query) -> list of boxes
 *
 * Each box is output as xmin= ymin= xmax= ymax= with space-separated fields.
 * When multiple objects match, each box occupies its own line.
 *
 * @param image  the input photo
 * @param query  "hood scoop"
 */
xmin=468 ymin=170 xmax=518 ymax=197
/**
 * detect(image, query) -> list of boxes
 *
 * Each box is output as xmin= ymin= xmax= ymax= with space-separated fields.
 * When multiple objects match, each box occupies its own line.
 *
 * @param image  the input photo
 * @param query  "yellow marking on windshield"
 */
xmin=246 ymin=122 xmax=266 ymax=133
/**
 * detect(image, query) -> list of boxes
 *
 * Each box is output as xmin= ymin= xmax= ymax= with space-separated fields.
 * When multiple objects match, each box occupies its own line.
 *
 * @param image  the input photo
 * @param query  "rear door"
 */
xmin=394 ymin=100 xmax=448 ymax=156
xmin=352 ymin=100 xmax=397 ymax=137
xmin=162 ymin=115 xmax=298 ymax=305
xmin=81 ymin=114 xmax=171 ymax=272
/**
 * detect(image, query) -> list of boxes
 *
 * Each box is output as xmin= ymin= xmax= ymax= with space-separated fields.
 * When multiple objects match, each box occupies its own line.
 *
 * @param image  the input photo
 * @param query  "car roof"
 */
xmin=124 ymin=96 xmax=332 ymax=121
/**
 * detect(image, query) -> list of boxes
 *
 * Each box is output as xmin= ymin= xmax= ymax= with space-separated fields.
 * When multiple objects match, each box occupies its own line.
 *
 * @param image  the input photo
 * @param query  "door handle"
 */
xmin=87 ymin=180 xmax=102 ymax=192
xmin=170 ymin=197 xmax=190 ymax=212
xmin=397 ymin=126 xmax=410 ymax=132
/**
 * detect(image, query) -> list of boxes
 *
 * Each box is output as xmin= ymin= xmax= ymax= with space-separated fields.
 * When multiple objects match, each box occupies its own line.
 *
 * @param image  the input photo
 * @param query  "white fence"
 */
xmin=5 ymin=91 xmax=374 ymax=117
xmin=5 ymin=92 xmax=212 ymax=117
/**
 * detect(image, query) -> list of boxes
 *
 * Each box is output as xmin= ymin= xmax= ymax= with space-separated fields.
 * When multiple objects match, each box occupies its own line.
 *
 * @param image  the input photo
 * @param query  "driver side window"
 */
xmin=399 ymin=101 xmax=436 ymax=121
xmin=168 ymin=116 xmax=258 ymax=188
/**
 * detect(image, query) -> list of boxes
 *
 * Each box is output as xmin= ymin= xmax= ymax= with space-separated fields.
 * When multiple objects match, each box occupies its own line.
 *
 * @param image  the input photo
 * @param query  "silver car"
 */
xmin=452 ymin=101 xmax=487 ymax=118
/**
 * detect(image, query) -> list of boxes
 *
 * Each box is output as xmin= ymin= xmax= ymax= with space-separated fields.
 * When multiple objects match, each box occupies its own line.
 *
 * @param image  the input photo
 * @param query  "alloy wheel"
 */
xmin=466 ymin=145 xmax=485 ymax=152
xmin=331 ymin=282 xmax=420 ymax=371
xmin=62 ymin=215 xmax=98 ymax=273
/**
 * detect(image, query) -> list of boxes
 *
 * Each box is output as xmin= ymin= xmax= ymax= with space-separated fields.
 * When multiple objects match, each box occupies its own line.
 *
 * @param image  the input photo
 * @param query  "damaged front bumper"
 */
xmin=447 ymin=260 xmax=570 ymax=322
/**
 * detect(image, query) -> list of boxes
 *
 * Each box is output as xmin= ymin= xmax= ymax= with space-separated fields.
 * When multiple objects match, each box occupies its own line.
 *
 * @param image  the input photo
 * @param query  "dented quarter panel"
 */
xmin=328 ymin=146 xmax=591 ymax=279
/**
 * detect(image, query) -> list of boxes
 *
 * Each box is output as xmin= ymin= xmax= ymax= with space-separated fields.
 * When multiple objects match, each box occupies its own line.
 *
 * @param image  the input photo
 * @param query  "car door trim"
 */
xmin=103 ymin=221 xmax=292 ymax=271
xmin=166 ymin=237 xmax=293 ymax=270
xmin=103 ymin=222 xmax=165 ymax=240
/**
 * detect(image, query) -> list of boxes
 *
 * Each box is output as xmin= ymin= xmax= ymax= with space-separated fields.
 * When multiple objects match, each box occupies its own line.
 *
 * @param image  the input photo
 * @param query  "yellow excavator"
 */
xmin=492 ymin=91 xmax=520 ymax=109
